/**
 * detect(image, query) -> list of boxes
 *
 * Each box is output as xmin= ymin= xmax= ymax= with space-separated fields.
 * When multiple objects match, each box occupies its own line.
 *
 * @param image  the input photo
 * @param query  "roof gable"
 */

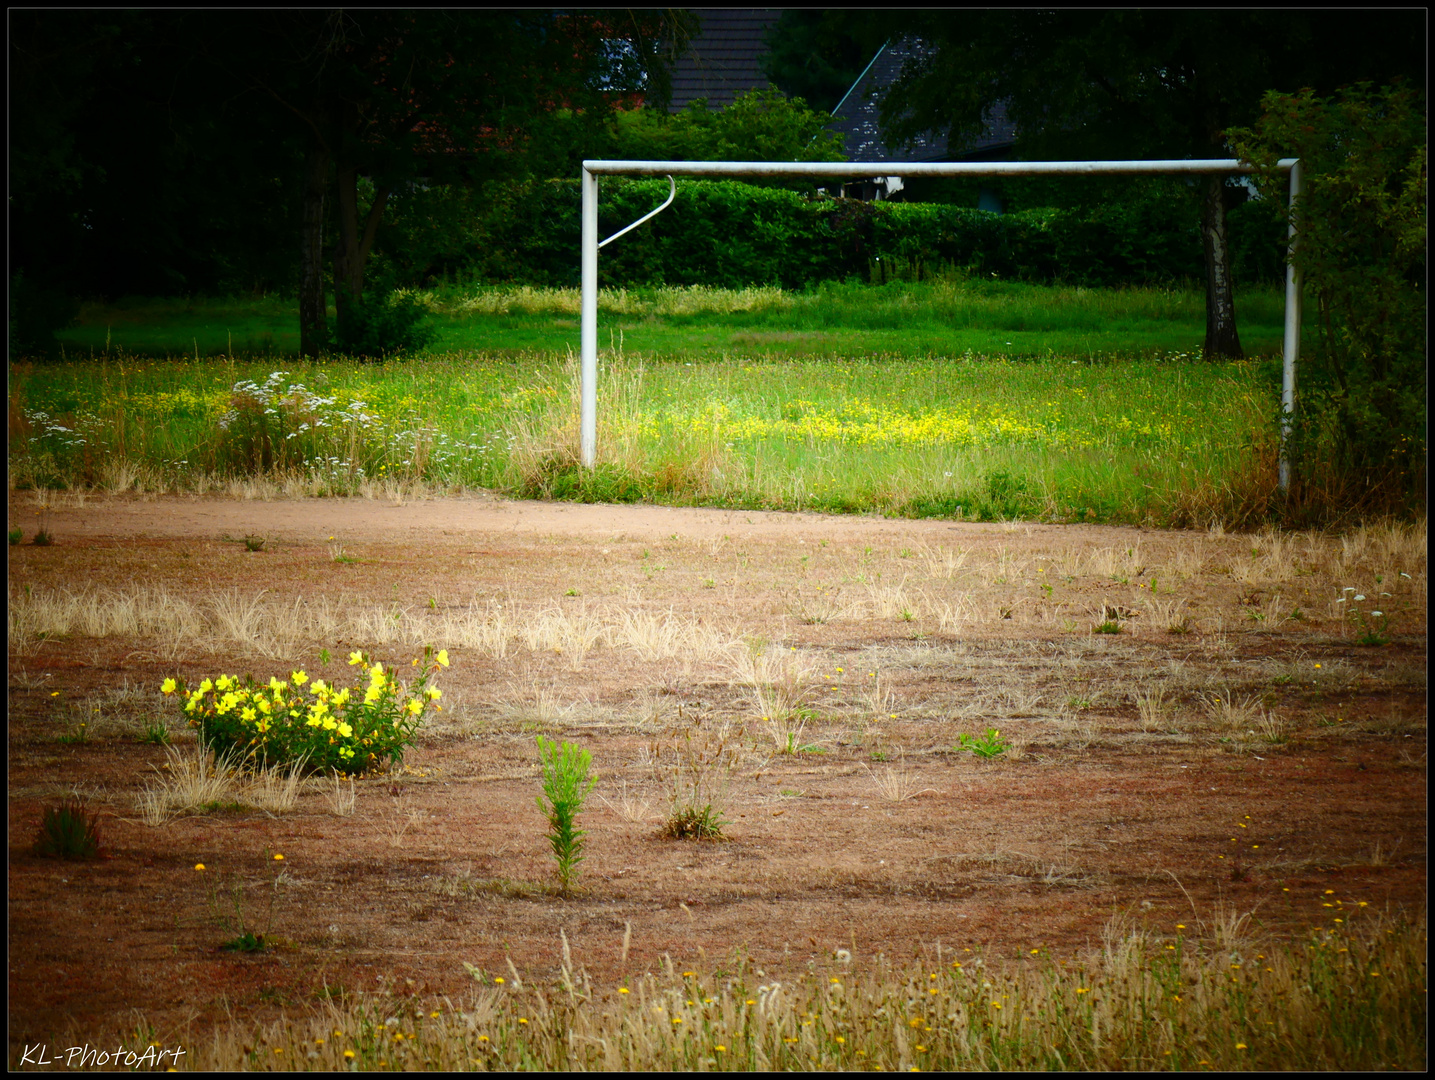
xmin=828 ymin=38 xmax=1016 ymax=163
xmin=667 ymin=9 xmax=781 ymax=112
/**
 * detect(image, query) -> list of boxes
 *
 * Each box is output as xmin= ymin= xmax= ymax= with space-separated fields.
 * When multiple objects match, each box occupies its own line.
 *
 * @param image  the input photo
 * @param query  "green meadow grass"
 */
xmin=10 ymin=342 xmax=1281 ymax=527
xmin=21 ymin=281 xmax=1303 ymax=527
xmin=55 ymin=279 xmax=1304 ymax=361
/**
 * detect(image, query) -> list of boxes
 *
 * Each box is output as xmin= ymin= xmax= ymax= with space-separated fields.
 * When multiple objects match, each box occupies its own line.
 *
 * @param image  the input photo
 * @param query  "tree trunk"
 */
xmin=1200 ymin=173 xmax=1243 ymax=360
xmin=298 ymin=136 xmax=330 ymax=357
xmin=332 ymin=151 xmax=392 ymax=346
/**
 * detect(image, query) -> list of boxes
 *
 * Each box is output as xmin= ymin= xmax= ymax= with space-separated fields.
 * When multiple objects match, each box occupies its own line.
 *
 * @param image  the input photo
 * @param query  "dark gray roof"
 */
xmin=828 ymin=38 xmax=1016 ymax=163
xmin=667 ymin=9 xmax=781 ymax=112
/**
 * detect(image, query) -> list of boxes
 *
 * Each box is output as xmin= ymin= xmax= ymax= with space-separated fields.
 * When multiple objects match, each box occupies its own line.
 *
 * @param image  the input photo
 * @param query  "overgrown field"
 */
xmin=13 ymin=282 xmax=1297 ymax=529
xmin=6 ymin=499 xmax=1426 ymax=1071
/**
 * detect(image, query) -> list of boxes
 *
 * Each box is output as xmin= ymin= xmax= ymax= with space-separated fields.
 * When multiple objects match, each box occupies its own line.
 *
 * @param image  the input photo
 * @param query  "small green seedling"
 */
xmin=536 ymin=736 xmax=597 ymax=895
xmin=8 ymin=527 xmax=22 ymax=546
xmin=139 ymin=719 xmax=172 ymax=746
xmin=955 ymin=729 xmax=1011 ymax=759
xmin=220 ymin=931 xmax=266 ymax=953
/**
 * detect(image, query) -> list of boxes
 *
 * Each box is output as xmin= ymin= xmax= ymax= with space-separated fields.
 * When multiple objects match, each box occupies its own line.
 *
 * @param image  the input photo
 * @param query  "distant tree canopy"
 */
xmin=600 ymin=88 xmax=847 ymax=172
xmin=1230 ymin=82 xmax=1426 ymax=516
xmin=9 ymin=9 xmax=692 ymax=355
xmin=759 ymin=9 xmax=877 ymax=114
xmin=822 ymin=9 xmax=1425 ymax=359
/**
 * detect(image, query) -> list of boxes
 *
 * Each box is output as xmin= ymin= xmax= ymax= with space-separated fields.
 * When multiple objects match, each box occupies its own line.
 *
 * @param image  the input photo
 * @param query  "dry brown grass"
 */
xmin=866 ymin=766 xmax=936 ymax=802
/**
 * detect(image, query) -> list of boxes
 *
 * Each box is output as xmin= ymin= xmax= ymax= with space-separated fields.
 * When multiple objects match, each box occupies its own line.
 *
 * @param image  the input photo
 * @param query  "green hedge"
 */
xmin=376 ymin=178 xmax=1287 ymax=290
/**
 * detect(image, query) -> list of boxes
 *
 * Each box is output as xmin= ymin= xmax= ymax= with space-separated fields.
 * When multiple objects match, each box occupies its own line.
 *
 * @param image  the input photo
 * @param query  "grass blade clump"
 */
xmin=32 ymin=797 xmax=102 ymax=860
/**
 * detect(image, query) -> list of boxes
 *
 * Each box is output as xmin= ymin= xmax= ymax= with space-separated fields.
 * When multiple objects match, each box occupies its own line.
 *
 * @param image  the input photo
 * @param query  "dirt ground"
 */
xmin=6 ymin=490 xmax=1427 ymax=1058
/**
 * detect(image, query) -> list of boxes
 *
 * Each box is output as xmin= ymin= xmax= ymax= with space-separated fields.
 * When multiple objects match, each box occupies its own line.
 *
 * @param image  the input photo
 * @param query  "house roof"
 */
xmin=667 ymin=9 xmax=781 ymax=112
xmin=828 ymin=38 xmax=1016 ymax=163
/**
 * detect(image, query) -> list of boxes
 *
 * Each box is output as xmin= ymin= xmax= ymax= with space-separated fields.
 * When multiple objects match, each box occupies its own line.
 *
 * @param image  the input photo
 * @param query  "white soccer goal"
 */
xmin=580 ymin=158 xmax=1302 ymax=490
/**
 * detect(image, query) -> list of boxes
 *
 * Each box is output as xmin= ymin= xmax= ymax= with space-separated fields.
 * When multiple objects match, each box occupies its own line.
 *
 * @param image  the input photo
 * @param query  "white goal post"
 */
xmin=581 ymin=158 xmax=1303 ymax=492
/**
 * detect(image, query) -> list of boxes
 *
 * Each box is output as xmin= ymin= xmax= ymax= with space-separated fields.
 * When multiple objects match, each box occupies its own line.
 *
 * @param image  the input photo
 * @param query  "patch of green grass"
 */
xmin=55 ymin=279 xmax=1305 ymax=361
xmin=14 ymin=280 xmax=1311 ymax=527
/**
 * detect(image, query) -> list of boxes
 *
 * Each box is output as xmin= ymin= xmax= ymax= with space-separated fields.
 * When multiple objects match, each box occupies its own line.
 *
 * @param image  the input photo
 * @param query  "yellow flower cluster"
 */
xmin=160 ymin=648 xmax=448 ymax=773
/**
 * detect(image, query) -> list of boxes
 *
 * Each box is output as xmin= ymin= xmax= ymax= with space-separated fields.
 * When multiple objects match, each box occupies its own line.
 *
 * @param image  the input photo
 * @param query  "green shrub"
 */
xmin=1231 ymin=81 xmax=1426 ymax=520
xmin=334 ymin=289 xmax=438 ymax=358
xmin=9 ymin=270 xmax=80 ymax=359
xmin=455 ymin=177 xmax=1280 ymax=292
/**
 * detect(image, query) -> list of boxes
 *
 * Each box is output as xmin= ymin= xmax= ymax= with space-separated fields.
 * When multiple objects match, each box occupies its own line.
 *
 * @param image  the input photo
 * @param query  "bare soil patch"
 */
xmin=7 ymin=491 xmax=1426 ymax=1057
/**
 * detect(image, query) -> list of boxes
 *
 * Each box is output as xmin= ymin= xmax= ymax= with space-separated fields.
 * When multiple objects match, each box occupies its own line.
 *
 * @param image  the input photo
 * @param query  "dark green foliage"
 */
xmin=1230 ymin=83 xmax=1426 ymax=520
xmin=33 ymin=798 xmax=102 ymax=860
xmin=333 ymin=290 xmax=438 ymax=359
xmin=220 ymin=931 xmax=266 ymax=953
xmin=516 ymin=457 xmax=649 ymax=504
xmin=760 ymin=9 xmax=876 ymax=113
xmin=458 ymin=178 xmax=1282 ymax=292
xmin=602 ymin=89 xmax=846 ymax=174
xmin=9 ymin=272 xmax=80 ymax=359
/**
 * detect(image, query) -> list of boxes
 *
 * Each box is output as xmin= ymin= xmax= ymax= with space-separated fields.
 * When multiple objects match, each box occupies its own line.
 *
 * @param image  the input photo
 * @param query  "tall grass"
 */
xmin=14 ymin=279 xmax=1396 ymax=527
xmin=109 ymin=914 xmax=1424 ymax=1071
xmin=8 ymin=346 xmax=1284 ymax=527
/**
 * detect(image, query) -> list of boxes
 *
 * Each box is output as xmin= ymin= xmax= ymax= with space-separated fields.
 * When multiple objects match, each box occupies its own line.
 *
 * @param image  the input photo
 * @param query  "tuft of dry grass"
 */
xmin=866 ymin=766 xmax=935 ymax=803
xmin=1134 ymin=685 xmax=1170 ymax=732
xmin=323 ymin=772 xmax=357 ymax=817
xmin=599 ymin=780 xmax=653 ymax=823
xmin=137 ymin=743 xmax=309 ymax=825
xmin=1202 ymin=690 xmax=1264 ymax=732
xmin=733 ymin=642 xmax=817 ymax=749
xmin=137 ymin=743 xmax=244 ymax=826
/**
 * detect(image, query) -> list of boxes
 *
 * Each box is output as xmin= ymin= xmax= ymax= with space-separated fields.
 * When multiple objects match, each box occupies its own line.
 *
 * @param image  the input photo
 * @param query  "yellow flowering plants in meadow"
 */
xmin=161 ymin=647 xmax=449 ymax=775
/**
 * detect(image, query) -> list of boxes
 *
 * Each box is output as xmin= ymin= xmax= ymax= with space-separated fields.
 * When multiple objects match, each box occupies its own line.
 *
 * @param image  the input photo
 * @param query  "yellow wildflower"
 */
xmin=161 ymin=678 xmax=177 ymax=694
xmin=436 ymin=650 xmax=450 ymax=667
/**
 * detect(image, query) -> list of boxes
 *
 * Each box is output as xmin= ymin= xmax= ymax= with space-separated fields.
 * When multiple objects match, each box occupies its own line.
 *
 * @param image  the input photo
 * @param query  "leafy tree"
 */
xmin=833 ymin=9 xmax=1424 ymax=359
xmin=604 ymin=88 xmax=846 ymax=167
xmin=759 ymin=10 xmax=875 ymax=113
xmin=9 ymin=10 xmax=304 ymax=351
xmin=1229 ymin=83 xmax=1426 ymax=517
xmin=193 ymin=10 xmax=689 ymax=356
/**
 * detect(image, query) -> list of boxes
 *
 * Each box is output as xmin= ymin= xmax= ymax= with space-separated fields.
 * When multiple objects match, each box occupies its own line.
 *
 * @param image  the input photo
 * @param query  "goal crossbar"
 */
xmin=580 ymin=158 xmax=1303 ymax=491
